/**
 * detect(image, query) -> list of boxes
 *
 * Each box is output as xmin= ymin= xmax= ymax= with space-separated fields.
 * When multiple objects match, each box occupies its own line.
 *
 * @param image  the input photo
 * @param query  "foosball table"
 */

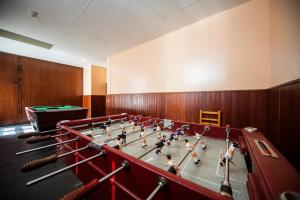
xmin=16 ymin=113 xmax=300 ymax=200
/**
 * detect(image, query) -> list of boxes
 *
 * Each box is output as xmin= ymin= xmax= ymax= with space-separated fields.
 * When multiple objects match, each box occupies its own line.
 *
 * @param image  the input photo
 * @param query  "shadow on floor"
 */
xmin=0 ymin=127 xmax=81 ymax=200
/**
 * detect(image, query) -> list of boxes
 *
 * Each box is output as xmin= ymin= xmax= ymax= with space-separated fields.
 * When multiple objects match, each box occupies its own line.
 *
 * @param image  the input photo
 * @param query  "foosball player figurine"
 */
xmin=119 ymin=130 xmax=127 ymax=145
xmin=140 ymin=126 xmax=147 ymax=148
xmin=91 ymin=128 xmax=96 ymax=140
xmin=156 ymin=124 xmax=161 ymax=138
xmin=175 ymin=128 xmax=184 ymax=141
xmin=155 ymin=135 xmax=167 ymax=155
xmin=120 ymin=119 xmax=124 ymax=129
xmin=106 ymin=124 xmax=112 ymax=140
xmin=219 ymin=142 xmax=238 ymax=167
xmin=166 ymin=154 xmax=181 ymax=177
xmin=185 ymin=139 xmax=200 ymax=164
xmin=167 ymin=132 xmax=176 ymax=147
xmin=152 ymin=124 xmax=158 ymax=138
xmin=116 ymin=136 xmax=122 ymax=150
xmin=195 ymin=131 xmax=206 ymax=150
xmin=132 ymin=116 xmax=138 ymax=132
xmin=106 ymin=118 xmax=112 ymax=126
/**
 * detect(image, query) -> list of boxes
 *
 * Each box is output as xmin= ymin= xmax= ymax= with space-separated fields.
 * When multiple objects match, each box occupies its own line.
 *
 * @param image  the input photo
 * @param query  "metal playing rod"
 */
xmin=102 ymin=119 xmax=152 ymax=133
xmin=60 ymin=160 xmax=129 ymax=200
xmin=135 ymin=124 xmax=174 ymax=159
xmin=92 ymin=116 xmax=127 ymax=126
xmin=16 ymin=137 xmax=80 ymax=156
xmin=104 ymin=122 xmax=159 ymax=143
xmin=26 ymin=151 xmax=105 ymax=186
xmin=138 ymin=146 xmax=156 ymax=159
xmin=220 ymin=125 xmax=232 ymax=197
xmin=26 ymin=132 xmax=70 ymax=144
xmin=17 ymin=129 xmax=59 ymax=139
xmin=99 ymin=160 xmax=129 ymax=182
xmin=19 ymin=117 xmax=126 ymax=139
xmin=18 ymin=123 xmax=90 ymax=139
xmin=92 ymin=124 xmax=134 ymax=139
xmin=123 ymin=123 xmax=171 ymax=148
xmin=21 ymin=144 xmax=91 ymax=172
xmin=178 ymin=126 xmax=209 ymax=167
xmin=146 ymin=177 xmax=167 ymax=200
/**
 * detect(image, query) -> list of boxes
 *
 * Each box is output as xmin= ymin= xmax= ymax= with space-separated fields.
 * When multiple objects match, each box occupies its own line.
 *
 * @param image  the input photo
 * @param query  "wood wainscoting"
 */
xmin=266 ymin=79 xmax=300 ymax=170
xmin=106 ymin=79 xmax=300 ymax=170
xmin=0 ymin=51 xmax=83 ymax=125
xmin=106 ymin=90 xmax=267 ymax=131
xmin=83 ymin=95 xmax=106 ymax=118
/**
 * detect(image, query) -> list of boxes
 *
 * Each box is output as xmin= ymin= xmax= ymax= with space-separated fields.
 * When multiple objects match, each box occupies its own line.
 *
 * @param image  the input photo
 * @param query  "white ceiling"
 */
xmin=0 ymin=0 xmax=248 ymax=67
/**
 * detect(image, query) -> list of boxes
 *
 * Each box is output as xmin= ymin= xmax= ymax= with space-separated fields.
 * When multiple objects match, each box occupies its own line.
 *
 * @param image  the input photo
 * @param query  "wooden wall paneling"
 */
xmin=179 ymin=93 xmax=185 ymax=121
xmin=266 ymin=89 xmax=279 ymax=146
xmin=106 ymin=80 xmax=299 ymax=170
xmin=106 ymin=90 xmax=267 ymax=131
xmin=290 ymin=82 xmax=300 ymax=169
xmin=91 ymin=95 xmax=106 ymax=117
xmin=184 ymin=92 xmax=190 ymax=122
xmin=21 ymin=57 xmax=83 ymax=121
xmin=196 ymin=92 xmax=202 ymax=123
xmin=0 ymin=52 xmax=19 ymax=125
xmin=83 ymin=95 xmax=92 ymax=117
xmin=278 ymin=85 xmax=293 ymax=160
xmin=184 ymin=92 xmax=191 ymax=122
xmin=265 ymin=79 xmax=300 ymax=170
xmin=220 ymin=91 xmax=232 ymax=126
xmin=250 ymin=91 xmax=266 ymax=132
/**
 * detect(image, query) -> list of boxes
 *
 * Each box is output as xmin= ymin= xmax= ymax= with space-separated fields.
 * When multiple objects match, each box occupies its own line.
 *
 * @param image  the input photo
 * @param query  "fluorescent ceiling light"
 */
xmin=0 ymin=29 xmax=53 ymax=49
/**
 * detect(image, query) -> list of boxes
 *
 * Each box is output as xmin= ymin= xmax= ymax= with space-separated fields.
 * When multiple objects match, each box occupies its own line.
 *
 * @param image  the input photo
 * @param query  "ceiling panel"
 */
xmin=0 ymin=0 xmax=249 ymax=67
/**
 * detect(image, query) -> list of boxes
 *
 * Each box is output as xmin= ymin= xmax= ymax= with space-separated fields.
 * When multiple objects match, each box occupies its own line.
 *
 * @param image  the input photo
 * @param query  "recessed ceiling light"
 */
xmin=81 ymin=58 xmax=86 ymax=62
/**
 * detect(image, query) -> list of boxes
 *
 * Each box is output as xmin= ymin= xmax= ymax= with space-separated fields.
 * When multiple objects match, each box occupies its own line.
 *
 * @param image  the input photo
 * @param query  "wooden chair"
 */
xmin=199 ymin=110 xmax=221 ymax=127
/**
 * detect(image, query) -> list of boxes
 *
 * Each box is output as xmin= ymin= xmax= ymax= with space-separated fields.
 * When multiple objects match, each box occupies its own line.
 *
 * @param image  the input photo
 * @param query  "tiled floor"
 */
xmin=0 ymin=124 xmax=35 ymax=136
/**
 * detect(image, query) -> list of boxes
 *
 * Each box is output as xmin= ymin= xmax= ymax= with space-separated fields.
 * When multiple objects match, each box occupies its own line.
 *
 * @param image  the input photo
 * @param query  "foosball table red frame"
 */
xmin=21 ymin=113 xmax=300 ymax=200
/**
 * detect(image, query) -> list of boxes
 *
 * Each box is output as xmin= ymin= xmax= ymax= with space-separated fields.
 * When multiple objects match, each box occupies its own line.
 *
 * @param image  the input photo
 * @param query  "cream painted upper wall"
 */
xmin=269 ymin=0 xmax=300 ymax=87
xmin=83 ymin=65 xmax=91 ymax=95
xmin=107 ymin=0 xmax=269 ymax=94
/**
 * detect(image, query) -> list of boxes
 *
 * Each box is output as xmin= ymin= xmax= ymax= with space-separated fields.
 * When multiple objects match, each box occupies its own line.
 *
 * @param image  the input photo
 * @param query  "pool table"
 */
xmin=25 ymin=105 xmax=88 ymax=132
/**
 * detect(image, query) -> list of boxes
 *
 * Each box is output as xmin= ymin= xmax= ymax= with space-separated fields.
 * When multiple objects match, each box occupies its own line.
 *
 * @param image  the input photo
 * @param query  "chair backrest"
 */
xmin=199 ymin=110 xmax=221 ymax=127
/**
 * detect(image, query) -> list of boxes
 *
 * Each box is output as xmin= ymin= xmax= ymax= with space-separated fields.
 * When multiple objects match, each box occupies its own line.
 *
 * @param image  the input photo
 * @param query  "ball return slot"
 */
xmin=254 ymin=139 xmax=279 ymax=158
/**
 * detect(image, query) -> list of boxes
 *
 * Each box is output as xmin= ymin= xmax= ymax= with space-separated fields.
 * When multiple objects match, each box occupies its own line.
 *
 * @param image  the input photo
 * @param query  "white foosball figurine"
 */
xmin=185 ymin=139 xmax=200 ymax=164
xmin=219 ymin=142 xmax=238 ymax=167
